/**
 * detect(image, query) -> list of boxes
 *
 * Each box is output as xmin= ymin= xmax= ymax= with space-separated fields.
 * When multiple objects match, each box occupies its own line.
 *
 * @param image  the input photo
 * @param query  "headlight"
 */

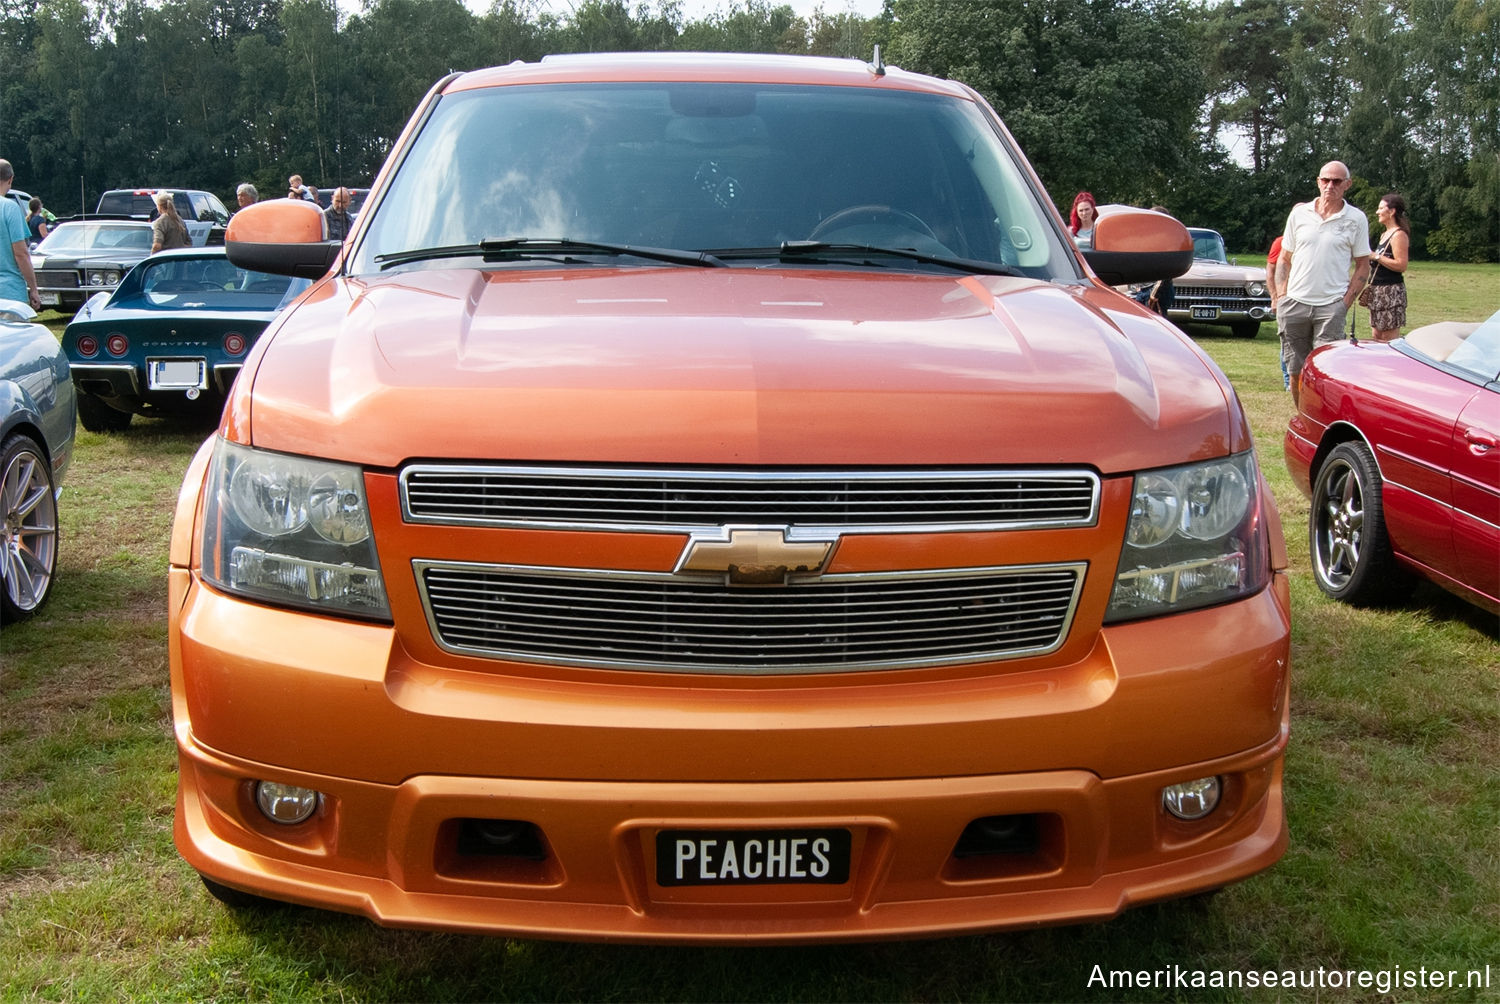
xmin=86 ymin=269 xmax=121 ymax=286
xmin=1248 ymin=281 xmax=1266 ymax=297
xmin=201 ymin=438 xmax=390 ymax=619
xmin=1106 ymin=451 xmax=1270 ymax=621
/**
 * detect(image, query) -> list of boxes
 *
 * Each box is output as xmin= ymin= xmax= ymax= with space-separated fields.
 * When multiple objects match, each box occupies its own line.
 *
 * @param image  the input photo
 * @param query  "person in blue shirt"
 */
xmin=0 ymin=160 xmax=42 ymax=310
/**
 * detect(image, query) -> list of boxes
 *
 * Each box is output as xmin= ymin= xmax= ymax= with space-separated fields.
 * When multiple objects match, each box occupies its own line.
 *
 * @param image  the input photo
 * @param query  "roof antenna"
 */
xmin=869 ymin=45 xmax=886 ymax=77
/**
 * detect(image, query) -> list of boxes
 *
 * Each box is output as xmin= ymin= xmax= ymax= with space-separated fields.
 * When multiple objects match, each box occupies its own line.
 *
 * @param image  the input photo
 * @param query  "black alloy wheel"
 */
xmin=1309 ymin=440 xmax=1413 ymax=605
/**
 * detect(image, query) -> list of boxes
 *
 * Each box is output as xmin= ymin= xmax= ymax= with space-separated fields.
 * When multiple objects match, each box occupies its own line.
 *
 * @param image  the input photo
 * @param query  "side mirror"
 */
xmin=225 ymin=199 xmax=340 ymax=279
xmin=1082 ymin=206 xmax=1193 ymax=286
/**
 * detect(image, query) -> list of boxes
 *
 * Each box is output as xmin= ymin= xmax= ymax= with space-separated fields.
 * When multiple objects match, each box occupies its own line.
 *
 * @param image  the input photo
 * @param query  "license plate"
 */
xmin=39 ymin=291 xmax=58 ymax=306
xmin=148 ymin=358 xmax=206 ymax=390
xmin=1191 ymin=306 xmax=1219 ymax=320
xmin=656 ymin=828 xmax=851 ymax=886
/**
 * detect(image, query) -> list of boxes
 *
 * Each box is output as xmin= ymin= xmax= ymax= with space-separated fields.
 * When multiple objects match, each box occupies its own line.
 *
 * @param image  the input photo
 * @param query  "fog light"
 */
xmin=254 ymin=781 xmax=320 ymax=824
xmin=1162 ymin=776 xmax=1221 ymax=820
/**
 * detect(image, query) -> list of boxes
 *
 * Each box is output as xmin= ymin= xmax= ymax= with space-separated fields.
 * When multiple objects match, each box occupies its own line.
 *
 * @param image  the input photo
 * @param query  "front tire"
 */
xmin=1230 ymin=319 xmax=1262 ymax=338
xmin=77 ymin=392 xmax=132 ymax=433
xmin=1309 ymin=441 xmax=1413 ymax=605
xmin=199 ymin=874 xmax=283 ymax=911
xmin=1 ymin=433 xmax=59 ymax=623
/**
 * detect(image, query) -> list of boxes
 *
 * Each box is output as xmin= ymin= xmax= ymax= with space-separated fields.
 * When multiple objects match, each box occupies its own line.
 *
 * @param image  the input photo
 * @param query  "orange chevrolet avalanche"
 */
xmin=170 ymin=53 xmax=1291 ymax=943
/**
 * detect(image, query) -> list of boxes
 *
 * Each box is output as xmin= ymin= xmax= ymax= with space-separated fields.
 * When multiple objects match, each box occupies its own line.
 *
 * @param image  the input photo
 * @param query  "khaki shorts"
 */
xmin=1279 ymin=298 xmax=1348 ymax=390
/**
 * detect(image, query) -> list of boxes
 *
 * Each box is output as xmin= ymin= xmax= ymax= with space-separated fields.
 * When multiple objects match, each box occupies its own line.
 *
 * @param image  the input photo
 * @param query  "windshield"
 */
xmin=350 ymin=82 xmax=1070 ymax=278
xmin=1422 ymin=310 xmax=1500 ymax=383
xmin=138 ymin=257 xmax=309 ymax=308
xmin=37 ymin=223 xmax=152 ymax=256
xmin=1189 ymin=230 xmax=1229 ymax=263
xmin=97 ymin=191 xmax=198 ymax=219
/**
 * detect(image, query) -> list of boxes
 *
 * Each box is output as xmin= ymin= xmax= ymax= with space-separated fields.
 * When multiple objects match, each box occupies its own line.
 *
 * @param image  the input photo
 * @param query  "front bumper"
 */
xmin=1167 ymin=302 xmax=1275 ymax=325
xmin=38 ymin=287 xmax=97 ymax=312
xmin=170 ymin=564 xmax=1292 ymax=943
xmin=177 ymin=729 xmax=1286 ymax=944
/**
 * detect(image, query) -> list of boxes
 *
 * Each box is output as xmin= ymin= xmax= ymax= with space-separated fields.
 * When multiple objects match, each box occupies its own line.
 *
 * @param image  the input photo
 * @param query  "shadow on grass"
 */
xmin=202 ymin=889 xmax=1249 ymax=1003
xmin=79 ymin=408 xmax=222 ymax=444
xmin=1172 ymin=321 xmax=1273 ymax=343
xmin=1403 ymin=582 xmax=1500 ymax=641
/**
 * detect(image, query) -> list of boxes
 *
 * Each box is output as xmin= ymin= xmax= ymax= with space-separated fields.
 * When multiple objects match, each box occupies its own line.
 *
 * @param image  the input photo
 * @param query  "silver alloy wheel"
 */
xmin=1 ymin=440 xmax=58 ymax=616
xmin=1312 ymin=454 xmax=1363 ymax=591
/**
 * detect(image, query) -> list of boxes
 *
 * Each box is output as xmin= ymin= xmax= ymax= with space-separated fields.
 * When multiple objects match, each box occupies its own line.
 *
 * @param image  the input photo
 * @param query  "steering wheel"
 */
xmin=808 ymin=204 xmax=937 ymax=242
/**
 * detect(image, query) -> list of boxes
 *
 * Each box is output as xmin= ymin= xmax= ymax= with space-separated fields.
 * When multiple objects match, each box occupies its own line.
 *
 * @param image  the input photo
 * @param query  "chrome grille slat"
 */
xmin=422 ymin=582 xmax=1077 ymax=619
xmin=1174 ymin=286 xmax=1270 ymax=311
xmin=426 ymin=600 xmax=1076 ymax=631
xmin=430 ymin=606 xmax=1067 ymax=642
xmin=425 ymin=574 xmax=1077 ymax=602
xmin=417 ymin=563 xmax=1083 ymax=673
xmin=400 ymin=465 xmax=1100 ymax=532
xmin=1176 ymin=285 xmax=1249 ymax=299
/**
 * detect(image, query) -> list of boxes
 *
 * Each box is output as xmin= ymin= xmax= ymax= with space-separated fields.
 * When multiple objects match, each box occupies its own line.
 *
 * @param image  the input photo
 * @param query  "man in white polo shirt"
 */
xmin=1271 ymin=160 xmax=1372 ymax=405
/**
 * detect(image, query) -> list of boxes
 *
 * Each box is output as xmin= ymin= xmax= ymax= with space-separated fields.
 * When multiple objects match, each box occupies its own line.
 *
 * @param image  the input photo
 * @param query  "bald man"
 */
xmin=1272 ymin=160 xmax=1372 ymax=405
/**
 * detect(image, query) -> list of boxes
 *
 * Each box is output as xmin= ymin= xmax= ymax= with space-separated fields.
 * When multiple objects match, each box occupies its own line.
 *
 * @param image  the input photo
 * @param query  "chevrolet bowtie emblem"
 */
xmin=677 ymin=527 xmax=837 ymax=586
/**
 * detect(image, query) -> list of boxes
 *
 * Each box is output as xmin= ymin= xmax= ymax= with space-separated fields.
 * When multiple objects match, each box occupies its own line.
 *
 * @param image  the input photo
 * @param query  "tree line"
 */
xmin=1 ymin=0 xmax=1494 ymax=260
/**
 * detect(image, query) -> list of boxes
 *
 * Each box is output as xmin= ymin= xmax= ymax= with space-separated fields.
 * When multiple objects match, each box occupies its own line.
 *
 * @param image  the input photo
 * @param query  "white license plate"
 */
xmin=39 ymin=291 xmax=59 ymax=306
xmin=148 ymin=358 xmax=207 ymax=390
xmin=1191 ymin=306 xmax=1219 ymax=320
xmin=656 ymin=828 xmax=852 ymax=886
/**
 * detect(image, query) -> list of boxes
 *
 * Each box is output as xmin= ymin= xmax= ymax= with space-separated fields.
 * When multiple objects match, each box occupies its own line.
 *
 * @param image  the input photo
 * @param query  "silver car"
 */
xmin=0 ymin=298 xmax=75 ymax=621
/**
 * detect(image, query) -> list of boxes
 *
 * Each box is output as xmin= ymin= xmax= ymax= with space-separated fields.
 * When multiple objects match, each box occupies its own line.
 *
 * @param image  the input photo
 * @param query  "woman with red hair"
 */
xmin=1069 ymin=191 xmax=1098 ymax=248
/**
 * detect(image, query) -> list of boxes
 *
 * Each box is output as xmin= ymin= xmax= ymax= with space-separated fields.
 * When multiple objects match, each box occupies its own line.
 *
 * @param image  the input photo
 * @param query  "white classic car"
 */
xmin=1164 ymin=228 xmax=1275 ymax=338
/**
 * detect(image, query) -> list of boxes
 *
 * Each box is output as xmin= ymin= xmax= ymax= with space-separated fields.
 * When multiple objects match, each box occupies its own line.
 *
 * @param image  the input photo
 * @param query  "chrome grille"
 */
xmin=416 ymin=562 xmax=1083 ymax=673
xmin=400 ymin=466 xmax=1099 ymax=532
xmin=1174 ymin=286 xmax=1270 ymax=310
xmin=1176 ymin=285 xmax=1249 ymax=299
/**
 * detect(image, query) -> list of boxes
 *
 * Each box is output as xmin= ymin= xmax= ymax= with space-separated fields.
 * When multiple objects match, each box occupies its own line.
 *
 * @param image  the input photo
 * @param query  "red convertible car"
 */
xmin=1285 ymin=313 xmax=1500 ymax=614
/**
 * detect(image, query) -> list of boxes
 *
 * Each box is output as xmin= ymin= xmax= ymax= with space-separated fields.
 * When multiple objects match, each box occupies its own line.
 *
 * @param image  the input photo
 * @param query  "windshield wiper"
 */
xmin=712 ymin=241 xmax=1024 ymax=277
xmin=374 ymin=243 xmax=486 ymax=269
xmin=375 ymin=238 xmax=727 ymax=270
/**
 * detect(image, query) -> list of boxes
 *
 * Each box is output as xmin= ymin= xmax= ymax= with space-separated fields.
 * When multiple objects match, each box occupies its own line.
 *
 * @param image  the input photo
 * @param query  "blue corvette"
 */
xmin=1 ymin=297 xmax=75 ymax=622
xmin=62 ymin=247 xmax=309 ymax=432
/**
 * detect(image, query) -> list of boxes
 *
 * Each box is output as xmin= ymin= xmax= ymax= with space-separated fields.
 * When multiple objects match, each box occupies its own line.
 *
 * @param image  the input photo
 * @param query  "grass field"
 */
xmin=2 ymin=263 xmax=1497 ymax=1002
